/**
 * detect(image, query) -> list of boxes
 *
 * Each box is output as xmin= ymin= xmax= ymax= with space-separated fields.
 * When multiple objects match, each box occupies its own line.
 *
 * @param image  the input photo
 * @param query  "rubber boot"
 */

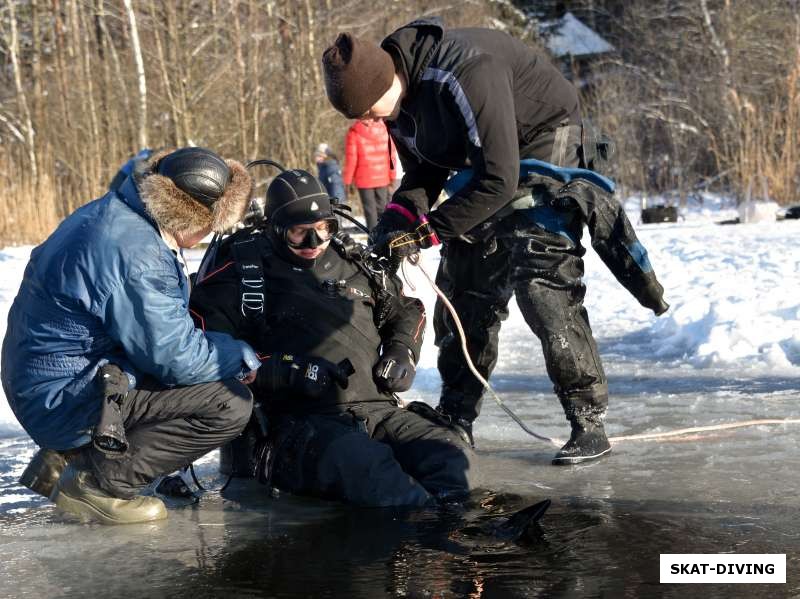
xmin=451 ymin=417 xmax=475 ymax=449
xmin=51 ymin=463 xmax=167 ymax=525
xmin=552 ymin=409 xmax=611 ymax=465
xmin=434 ymin=404 xmax=475 ymax=449
xmin=19 ymin=448 xmax=68 ymax=498
xmin=436 ymin=389 xmax=480 ymax=449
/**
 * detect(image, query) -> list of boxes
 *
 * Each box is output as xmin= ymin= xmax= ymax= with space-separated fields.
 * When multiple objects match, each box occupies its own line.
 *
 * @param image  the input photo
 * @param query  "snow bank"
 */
xmin=630 ymin=220 xmax=800 ymax=372
xmin=408 ymin=201 xmax=800 ymax=378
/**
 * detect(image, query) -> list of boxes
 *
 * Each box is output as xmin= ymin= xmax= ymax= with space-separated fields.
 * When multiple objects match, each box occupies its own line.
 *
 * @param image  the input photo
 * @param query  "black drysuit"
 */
xmin=189 ymin=230 xmax=478 ymax=506
xmin=380 ymin=18 xmax=667 ymax=423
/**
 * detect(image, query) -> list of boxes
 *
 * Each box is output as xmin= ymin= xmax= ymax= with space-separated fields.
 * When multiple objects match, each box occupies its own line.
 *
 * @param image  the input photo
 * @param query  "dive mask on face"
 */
xmin=284 ymin=219 xmax=339 ymax=249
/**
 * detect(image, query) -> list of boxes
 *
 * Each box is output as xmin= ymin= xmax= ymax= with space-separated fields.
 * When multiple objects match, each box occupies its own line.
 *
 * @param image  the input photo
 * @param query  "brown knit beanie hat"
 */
xmin=322 ymin=32 xmax=395 ymax=118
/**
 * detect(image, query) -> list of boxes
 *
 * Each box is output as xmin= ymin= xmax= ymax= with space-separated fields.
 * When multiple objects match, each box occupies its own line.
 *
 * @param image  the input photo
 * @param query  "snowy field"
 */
xmin=1 ymin=195 xmax=799 ymax=597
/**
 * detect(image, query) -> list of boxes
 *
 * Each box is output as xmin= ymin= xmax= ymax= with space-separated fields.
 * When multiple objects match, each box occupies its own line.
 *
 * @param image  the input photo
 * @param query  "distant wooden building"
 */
xmin=538 ymin=11 xmax=615 ymax=89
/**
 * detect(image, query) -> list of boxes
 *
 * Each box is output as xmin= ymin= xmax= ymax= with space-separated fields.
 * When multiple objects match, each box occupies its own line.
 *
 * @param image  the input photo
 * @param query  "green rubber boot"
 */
xmin=52 ymin=464 xmax=167 ymax=525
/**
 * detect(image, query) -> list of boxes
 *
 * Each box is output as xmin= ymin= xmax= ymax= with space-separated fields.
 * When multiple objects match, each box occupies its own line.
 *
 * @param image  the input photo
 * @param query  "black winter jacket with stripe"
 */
xmin=382 ymin=18 xmax=580 ymax=239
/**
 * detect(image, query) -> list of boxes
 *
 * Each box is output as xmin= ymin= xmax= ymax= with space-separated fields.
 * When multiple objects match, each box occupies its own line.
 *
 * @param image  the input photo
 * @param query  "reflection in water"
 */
xmin=165 ymin=482 xmax=796 ymax=599
xmin=2 ymin=476 xmax=798 ymax=598
xmin=190 ymin=487 xmax=561 ymax=598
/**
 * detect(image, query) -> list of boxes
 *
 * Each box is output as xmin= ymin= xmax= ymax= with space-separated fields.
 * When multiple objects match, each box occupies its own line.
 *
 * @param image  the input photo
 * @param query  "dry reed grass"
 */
xmin=0 ymin=149 xmax=108 ymax=246
xmin=727 ymin=45 xmax=800 ymax=205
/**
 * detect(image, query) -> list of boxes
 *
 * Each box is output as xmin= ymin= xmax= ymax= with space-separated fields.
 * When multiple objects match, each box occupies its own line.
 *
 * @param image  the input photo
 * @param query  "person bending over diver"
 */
xmin=321 ymin=20 xmax=670 ymax=464
xmin=189 ymin=168 xmax=478 ymax=506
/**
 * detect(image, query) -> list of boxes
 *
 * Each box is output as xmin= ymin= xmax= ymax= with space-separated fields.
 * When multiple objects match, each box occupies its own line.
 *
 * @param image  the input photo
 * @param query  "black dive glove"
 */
xmin=255 ymin=353 xmax=354 ymax=400
xmin=373 ymin=343 xmax=416 ymax=393
xmin=92 ymin=363 xmax=130 ymax=454
xmin=369 ymin=201 xmax=417 ymax=245
xmin=96 ymin=363 xmax=129 ymax=398
xmin=369 ymin=203 xmax=441 ymax=264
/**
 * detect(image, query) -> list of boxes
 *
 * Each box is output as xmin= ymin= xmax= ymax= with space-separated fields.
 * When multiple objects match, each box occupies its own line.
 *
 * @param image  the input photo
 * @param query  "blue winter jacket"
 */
xmin=317 ymin=158 xmax=346 ymax=202
xmin=1 ymin=174 xmax=260 ymax=450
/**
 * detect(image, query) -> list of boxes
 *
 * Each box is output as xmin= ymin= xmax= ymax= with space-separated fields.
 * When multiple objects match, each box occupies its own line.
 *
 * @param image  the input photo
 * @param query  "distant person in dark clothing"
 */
xmin=314 ymin=143 xmax=346 ymax=202
xmin=342 ymin=119 xmax=397 ymax=230
xmin=322 ymin=18 xmax=669 ymax=465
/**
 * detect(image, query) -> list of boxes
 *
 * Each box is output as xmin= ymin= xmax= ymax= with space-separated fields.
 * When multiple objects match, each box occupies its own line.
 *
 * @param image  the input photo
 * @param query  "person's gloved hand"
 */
xmin=96 ymin=363 xmax=129 ymax=400
xmin=373 ymin=343 xmax=416 ymax=393
xmin=93 ymin=363 xmax=130 ymax=454
xmin=255 ymin=353 xmax=354 ymax=400
xmin=369 ymin=201 xmax=417 ymax=245
xmin=371 ymin=208 xmax=440 ymax=270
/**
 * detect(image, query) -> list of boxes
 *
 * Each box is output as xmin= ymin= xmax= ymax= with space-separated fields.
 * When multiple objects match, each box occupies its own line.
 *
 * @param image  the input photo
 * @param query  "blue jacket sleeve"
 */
xmin=102 ymin=264 xmax=260 ymax=386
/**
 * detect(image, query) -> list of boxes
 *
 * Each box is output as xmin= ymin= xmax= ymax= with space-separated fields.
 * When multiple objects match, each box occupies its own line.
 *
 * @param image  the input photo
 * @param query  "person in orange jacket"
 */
xmin=343 ymin=119 xmax=397 ymax=230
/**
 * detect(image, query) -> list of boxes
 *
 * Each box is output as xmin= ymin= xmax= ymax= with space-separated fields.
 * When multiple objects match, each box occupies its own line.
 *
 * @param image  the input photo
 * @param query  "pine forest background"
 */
xmin=1 ymin=0 xmax=799 ymax=244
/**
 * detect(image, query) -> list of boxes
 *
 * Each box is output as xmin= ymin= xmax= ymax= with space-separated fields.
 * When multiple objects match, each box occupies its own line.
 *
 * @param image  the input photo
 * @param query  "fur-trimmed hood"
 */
xmin=135 ymin=148 xmax=253 ymax=235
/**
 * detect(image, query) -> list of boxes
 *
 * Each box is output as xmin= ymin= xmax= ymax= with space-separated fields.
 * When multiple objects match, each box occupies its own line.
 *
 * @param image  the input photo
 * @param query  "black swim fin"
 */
xmin=489 ymin=499 xmax=551 ymax=542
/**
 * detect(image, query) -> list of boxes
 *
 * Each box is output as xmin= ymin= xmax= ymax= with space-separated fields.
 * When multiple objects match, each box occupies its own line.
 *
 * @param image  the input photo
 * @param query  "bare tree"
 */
xmin=572 ymin=0 xmax=798 ymax=204
xmin=8 ymin=0 xmax=793 ymax=244
xmin=3 ymin=0 xmax=38 ymax=181
xmin=97 ymin=0 xmax=135 ymax=148
xmin=231 ymin=0 xmax=250 ymax=158
xmin=123 ymin=0 xmax=148 ymax=148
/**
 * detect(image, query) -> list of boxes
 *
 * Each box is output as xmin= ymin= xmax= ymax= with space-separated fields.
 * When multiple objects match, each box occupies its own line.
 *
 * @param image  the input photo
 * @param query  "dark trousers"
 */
xmin=89 ymin=377 xmax=252 ymax=498
xmin=435 ymin=123 xmax=614 ymax=424
xmin=269 ymin=402 xmax=478 ymax=507
xmin=433 ymin=216 xmax=608 ymax=424
xmin=357 ymin=186 xmax=390 ymax=230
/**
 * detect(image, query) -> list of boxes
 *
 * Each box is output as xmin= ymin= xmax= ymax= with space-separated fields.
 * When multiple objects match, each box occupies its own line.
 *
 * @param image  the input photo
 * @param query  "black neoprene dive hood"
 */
xmin=266 ymin=169 xmax=336 ymax=229
xmin=264 ymin=168 xmax=339 ymax=266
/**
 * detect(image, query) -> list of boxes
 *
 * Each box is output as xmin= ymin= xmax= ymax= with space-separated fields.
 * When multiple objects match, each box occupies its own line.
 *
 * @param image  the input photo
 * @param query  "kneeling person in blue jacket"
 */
xmin=1 ymin=147 xmax=260 ymax=524
xmin=189 ymin=169 xmax=478 ymax=506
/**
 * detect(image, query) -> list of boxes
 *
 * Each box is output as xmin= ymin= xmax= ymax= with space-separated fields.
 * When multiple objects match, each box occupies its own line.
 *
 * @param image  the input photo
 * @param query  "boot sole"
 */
xmin=52 ymin=487 xmax=167 ymax=525
xmin=551 ymin=446 xmax=612 ymax=466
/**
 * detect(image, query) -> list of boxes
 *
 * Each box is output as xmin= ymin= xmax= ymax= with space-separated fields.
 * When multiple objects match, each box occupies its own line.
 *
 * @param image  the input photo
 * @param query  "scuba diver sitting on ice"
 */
xmin=189 ymin=167 xmax=479 ymax=506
